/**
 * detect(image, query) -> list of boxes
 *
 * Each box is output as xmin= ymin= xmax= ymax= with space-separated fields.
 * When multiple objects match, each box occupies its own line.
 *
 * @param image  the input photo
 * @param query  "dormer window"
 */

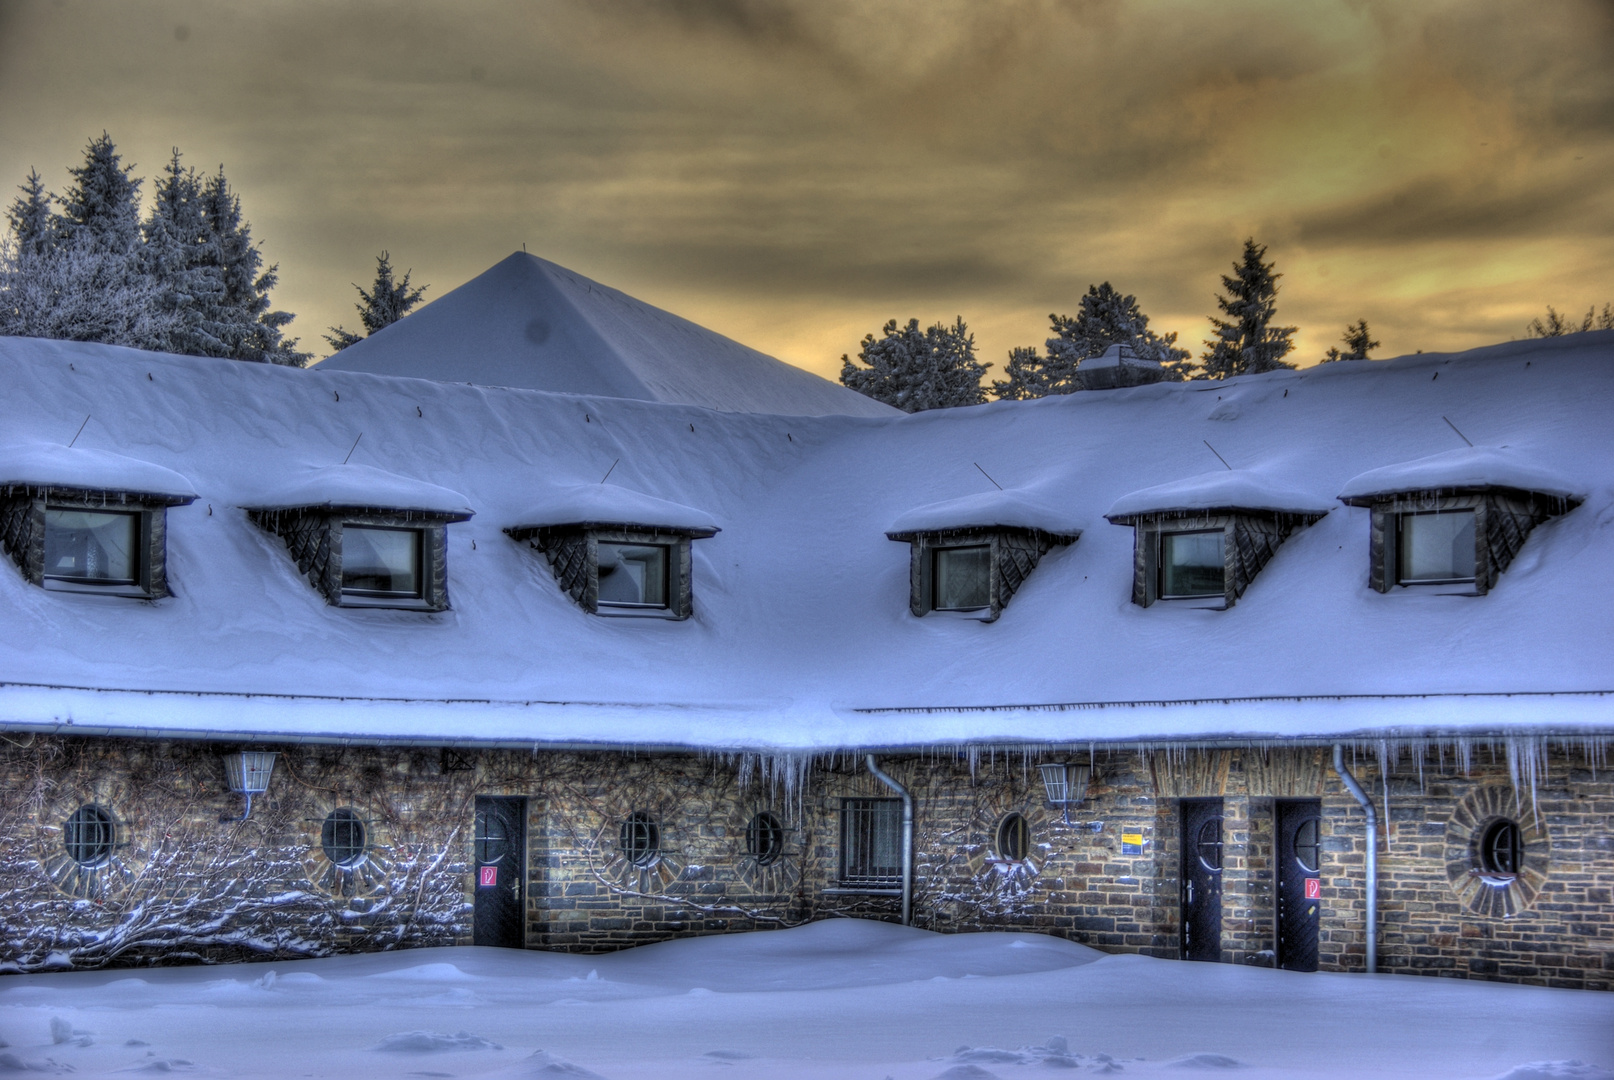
xmin=1338 ymin=447 xmax=1582 ymax=595
xmin=0 ymin=445 xmax=197 ymax=599
xmin=505 ymin=484 xmax=720 ymax=620
xmin=1107 ymin=471 xmax=1332 ymax=609
xmin=887 ymin=489 xmax=1080 ymax=622
xmin=246 ymin=464 xmax=472 ymax=612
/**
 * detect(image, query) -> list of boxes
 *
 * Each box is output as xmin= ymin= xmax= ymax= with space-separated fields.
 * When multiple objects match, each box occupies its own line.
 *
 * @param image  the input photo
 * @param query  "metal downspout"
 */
xmin=865 ymin=754 xmax=913 ymax=926
xmin=1333 ymin=744 xmax=1378 ymax=974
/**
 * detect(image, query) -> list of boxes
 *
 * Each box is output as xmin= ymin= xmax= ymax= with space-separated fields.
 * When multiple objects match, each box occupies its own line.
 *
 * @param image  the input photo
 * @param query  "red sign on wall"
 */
xmin=1304 ymin=877 xmax=1321 ymax=900
xmin=479 ymin=865 xmax=498 ymax=888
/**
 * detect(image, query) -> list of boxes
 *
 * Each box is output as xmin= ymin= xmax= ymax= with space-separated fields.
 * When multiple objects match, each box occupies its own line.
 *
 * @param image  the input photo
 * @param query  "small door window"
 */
xmin=1396 ymin=510 xmax=1476 ymax=585
xmin=1293 ymin=818 xmax=1320 ymax=874
xmin=598 ymin=543 xmax=670 ymax=608
xmin=342 ymin=525 xmax=423 ymax=599
xmin=476 ymin=811 xmax=510 ymax=864
xmin=933 ymin=545 xmax=990 ymax=611
xmin=1159 ymin=530 xmax=1225 ymax=598
xmin=1195 ymin=816 xmax=1224 ymax=872
xmin=44 ymin=508 xmax=139 ymax=586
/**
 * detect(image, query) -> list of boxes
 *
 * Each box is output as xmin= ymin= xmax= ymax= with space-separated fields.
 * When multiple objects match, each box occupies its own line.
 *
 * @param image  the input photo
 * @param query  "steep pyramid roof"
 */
xmin=317 ymin=252 xmax=898 ymax=418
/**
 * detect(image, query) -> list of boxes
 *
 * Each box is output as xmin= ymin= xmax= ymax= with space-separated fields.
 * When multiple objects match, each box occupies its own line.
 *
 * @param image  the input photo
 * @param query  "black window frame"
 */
xmin=1479 ymin=818 xmax=1523 ymax=878
xmin=745 ymin=811 xmax=786 ymax=867
xmin=1106 ymin=507 xmax=1324 ymax=610
xmin=1156 ymin=527 xmax=1227 ymax=600
xmin=338 ymin=522 xmax=428 ymax=605
xmin=930 ymin=542 xmax=992 ymax=612
xmin=249 ymin=507 xmax=463 ymax=612
xmin=321 ymin=808 xmax=369 ymax=868
xmin=507 ymin=522 xmax=713 ymax=621
xmin=995 ymin=812 xmax=1031 ymax=862
xmin=595 ymin=539 xmax=674 ymax=611
xmin=619 ymin=811 xmax=661 ymax=868
xmin=1392 ymin=508 xmax=1478 ymax=587
xmin=838 ymin=797 xmax=903 ymax=887
xmin=1 ymin=486 xmax=190 ymax=599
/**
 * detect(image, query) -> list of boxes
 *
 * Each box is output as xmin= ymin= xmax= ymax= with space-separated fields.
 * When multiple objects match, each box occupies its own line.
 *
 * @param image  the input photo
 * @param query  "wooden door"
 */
xmin=1180 ymin=798 xmax=1224 ymax=963
xmin=1276 ymin=799 xmax=1322 ymax=972
xmin=473 ymin=796 xmax=527 ymax=948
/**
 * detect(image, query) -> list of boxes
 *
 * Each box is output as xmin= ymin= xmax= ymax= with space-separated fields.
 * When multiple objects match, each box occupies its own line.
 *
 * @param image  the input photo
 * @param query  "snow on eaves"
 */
xmin=1338 ymin=445 xmax=1584 ymax=505
xmin=1106 ymin=469 xmax=1335 ymax=522
xmin=0 ymin=441 xmax=197 ymax=502
xmin=240 ymin=462 xmax=473 ymax=518
xmin=887 ymin=487 xmax=1082 ymax=538
xmin=509 ymin=483 xmax=719 ymax=535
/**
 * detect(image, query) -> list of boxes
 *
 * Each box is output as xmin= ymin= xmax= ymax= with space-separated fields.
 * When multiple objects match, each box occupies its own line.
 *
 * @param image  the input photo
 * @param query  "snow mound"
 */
xmin=888 ymin=487 xmax=1082 ymax=538
xmin=0 ymin=442 xmax=195 ymax=501
xmin=1106 ymin=470 xmax=1333 ymax=521
xmin=374 ymin=1030 xmax=503 ymax=1052
xmin=118 ymin=1059 xmax=194 ymax=1073
xmin=1493 ymin=1064 xmax=1614 ymax=1080
xmin=242 ymin=462 xmax=472 ymax=517
xmin=509 ymin=482 xmax=718 ymax=534
xmin=1164 ymin=1052 xmax=1244 ymax=1069
xmin=933 ymin=1066 xmax=1001 ymax=1080
xmin=1338 ymin=446 xmax=1583 ymax=503
xmin=0 ymin=1052 xmax=71 ymax=1073
xmin=501 ymin=1049 xmax=607 ymax=1077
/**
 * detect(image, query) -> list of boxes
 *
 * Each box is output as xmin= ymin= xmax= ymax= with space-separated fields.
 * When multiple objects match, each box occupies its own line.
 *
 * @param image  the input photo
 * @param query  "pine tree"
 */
xmin=0 ymin=234 xmax=182 ymax=349
xmin=840 ymin=317 xmax=991 ymax=412
xmin=6 ymin=170 xmax=57 ymax=260
xmin=1043 ymin=282 xmax=1193 ymax=389
xmin=199 ymin=166 xmax=308 ymax=366
xmin=1321 ymin=319 xmax=1379 ymax=362
xmin=142 ymin=150 xmax=227 ymax=357
xmin=1527 ymin=304 xmax=1614 ymax=337
xmin=324 ymin=251 xmax=428 ymax=352
xmin=989 ymin=345 xmax=1051 ymax=401
xmin=1201 ymin=239 xmax=1297 ymax=379
xmin=57 ymin=133 xmax=143 ymax=256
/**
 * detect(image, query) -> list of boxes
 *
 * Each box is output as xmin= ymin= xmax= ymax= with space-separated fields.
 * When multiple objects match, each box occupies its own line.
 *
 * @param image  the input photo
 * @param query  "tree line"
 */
xmin=841 ymin=239 xmax=1611 ymax=412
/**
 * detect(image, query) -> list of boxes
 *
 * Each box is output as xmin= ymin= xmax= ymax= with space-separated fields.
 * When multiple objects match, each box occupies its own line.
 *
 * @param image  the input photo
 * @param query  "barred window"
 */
xmin=321 ymin=808 xmax=368 ymax=867
xmin=996 ymin=812 xmax=1031 ymax=861
xmin=746 ymin=812 xmax=785 ymax=866
xmin=1480 ymin=818 xmax=1522 ymax=877
xmin=63 ymin=805 xmax=115 ymax=867
xmin=839 ymin=798 xmax=902 ymax=886
xmin=620 ymin=811 xmax=660 ymax=867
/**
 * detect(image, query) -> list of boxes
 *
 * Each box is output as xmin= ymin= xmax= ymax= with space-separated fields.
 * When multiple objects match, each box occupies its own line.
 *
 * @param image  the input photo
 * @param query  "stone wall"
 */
xmin=0 ymin=735 xmax=1608 ymax=989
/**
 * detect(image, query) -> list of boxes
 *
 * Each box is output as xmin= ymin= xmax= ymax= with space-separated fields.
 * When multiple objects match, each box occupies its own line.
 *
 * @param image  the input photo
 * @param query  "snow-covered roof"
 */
xmin=0 ymin=442 xmax=196 ymax=502
xmin=509 ymin=483 xmax=719 ymax=535
xmin=887 ymin=488 xmax=1082 ymax=538
xmin=242 ymin=463 xmax=473 ymax=518
xmin=316 ymin=252 xmax=899 ymax=419
xmin=1081 ymin=342 xmax=1161 ymax=372
xmin=1106 ymin=470 xmax=1335 ymax=522
xmin=0 ymin=331 xmax=1610 ymax=751
xmin=1337 ymin=445 xmax=1584 ymax=505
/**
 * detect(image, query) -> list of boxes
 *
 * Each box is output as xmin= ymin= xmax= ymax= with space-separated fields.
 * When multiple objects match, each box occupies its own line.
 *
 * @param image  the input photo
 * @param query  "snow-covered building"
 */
xmin=0 ymin=266 xmax=1610 ymax=988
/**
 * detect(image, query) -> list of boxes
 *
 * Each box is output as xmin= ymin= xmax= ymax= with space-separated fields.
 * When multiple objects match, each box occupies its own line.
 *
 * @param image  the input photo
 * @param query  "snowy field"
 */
xmin=0 ymin=922 xmax=1609 ymax=1080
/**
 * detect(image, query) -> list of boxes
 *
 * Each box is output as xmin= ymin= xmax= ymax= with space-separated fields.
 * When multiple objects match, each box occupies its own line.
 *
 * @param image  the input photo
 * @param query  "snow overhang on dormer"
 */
xmin=886 ymin=488 xmax=1081 ymax=542
xmin=1337 ymin=446 xmax=1584 ymax=507
xmin=0 ymin=442 xmax=197 ymax=505
xmin=505 ymin=483 xmax=719 ymax=537
xmin=1105 ymin=470 xmax=1333 ymax=525
xmin=241 ymin=463 xmax=473 ymax=521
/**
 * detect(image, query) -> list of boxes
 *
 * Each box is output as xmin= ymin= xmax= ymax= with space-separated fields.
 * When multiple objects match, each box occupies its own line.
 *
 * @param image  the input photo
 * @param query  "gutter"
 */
xmin=1333 ymin=744 xmax=1378 ymax=974
xmin=865 ymin=754 xmax=914 ymax=926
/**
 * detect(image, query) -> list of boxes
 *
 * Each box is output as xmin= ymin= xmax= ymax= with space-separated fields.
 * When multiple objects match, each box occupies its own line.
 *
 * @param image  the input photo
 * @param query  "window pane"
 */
xmin=1161 ymin=530 xmax=1224 ymax=598
xmin=44 ymin=509 xmax=138 ymax=584
xmin=1398 ymin=511 xmax=1475 ymax=583
xmin=840 ymin=798 xmax=902 ymax=884
xmin=342 ymin=526 xmax=422 ymax=597
xmin=598 ymin=542 xmax=669 ymax=607
xmin=934 ymin=545 xmax=990 ymax=610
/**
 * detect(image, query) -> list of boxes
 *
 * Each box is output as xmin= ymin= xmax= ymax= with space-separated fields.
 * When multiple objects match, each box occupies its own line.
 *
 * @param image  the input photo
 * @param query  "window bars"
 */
xmin=746 ymin=811 xmax=785 ymax=866
xmin=839 ymin=798 xmax=902 ymax=886
xmin=620 ymin=811 xmax=661 ymax=867
xmin=321 ymin=808 xmax=368 ymax=867
xmin=63 ymin=805 xmax=115 ymax=867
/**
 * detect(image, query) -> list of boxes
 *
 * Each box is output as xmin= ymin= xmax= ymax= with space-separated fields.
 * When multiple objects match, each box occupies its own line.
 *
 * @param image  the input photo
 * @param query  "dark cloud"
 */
xmin=1294 ymin=171 xmax=1611 ymax=246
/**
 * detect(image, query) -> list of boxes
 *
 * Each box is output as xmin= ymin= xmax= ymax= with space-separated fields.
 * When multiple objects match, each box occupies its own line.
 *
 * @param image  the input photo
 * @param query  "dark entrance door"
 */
xmin=473 ymin=796 xmax=527 ymax=948
xmin=1275 ymin=798 xmax=1322 ymax=972
xmin=1180 ymin=798 xmax=1224 ymax=963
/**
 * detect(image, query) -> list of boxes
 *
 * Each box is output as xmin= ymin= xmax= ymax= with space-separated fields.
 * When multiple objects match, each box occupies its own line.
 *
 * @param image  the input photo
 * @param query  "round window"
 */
xmin=746 ymin=812 xmax=785 ymax=866
xmin=620 ymin=811 xmax=660 ymax=867
xmin=475 ymin=811 xmax=508 ymax=864
xmin=1196 ymin=817 xmax=1224 ymax=873
xmin=1479 ymin=818 xmax=1522 ymax=877
xmin=996 ymin=812 xmax=1031 ymax=861
xmin=321 ymin=808 xmax=368 ymax=867
xmin=1292 ymin=818 xmax=1320 ymax=874
xmin=63 ymin=805 xmax=116 ymax=867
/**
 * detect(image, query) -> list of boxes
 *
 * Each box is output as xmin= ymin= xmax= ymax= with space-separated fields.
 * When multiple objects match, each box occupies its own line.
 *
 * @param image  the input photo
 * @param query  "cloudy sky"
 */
xmin=1 ymin=0 xmax=1609 ymax=379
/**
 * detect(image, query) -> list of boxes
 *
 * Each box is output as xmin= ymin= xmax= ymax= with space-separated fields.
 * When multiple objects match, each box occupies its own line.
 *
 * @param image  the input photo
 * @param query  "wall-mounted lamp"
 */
xmin=222 ymin=751 xmax=278 ymax=822
xmin=1038 ymin=762 xmax=1091 ymax=824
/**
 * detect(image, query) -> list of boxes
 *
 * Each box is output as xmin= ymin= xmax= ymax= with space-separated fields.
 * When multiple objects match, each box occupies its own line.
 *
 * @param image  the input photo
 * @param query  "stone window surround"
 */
xmin=886 ymin=526 xmax=1076 ymax=623
xmin=1117 ymin=508 xmax=1323 ymax=610
xmin=1343 ymin=487 xmax=1572 ymax=596
xmin=250 ymin=506 xmax=461 ymax=612
xmin=0 ymin=485 xmax=191 ymax=599
xmin=506 ymin=523 xmax=710 ymax=620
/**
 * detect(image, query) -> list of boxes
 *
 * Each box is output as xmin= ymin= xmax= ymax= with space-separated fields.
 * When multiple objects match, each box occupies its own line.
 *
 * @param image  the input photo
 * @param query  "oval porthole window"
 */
xmin=63 ymin=804 xmax=116 ymax=868
xmin=620 ymin=811 xmax=660 ymax=867
xmin=1196 ymin=817 xmax=1224 ymax=873
xmin=1479 ymin=818 xmax=1522 ymax=877
xmin=746 ymin=812 xmax=785 ymax=866
xmin=996 ymin=812 xmax=1031 ymax=861
xmin=1292 ymin=818 xmax=1320 ymax=874
xmin=321 ymin=808 xmax=368 ymax=868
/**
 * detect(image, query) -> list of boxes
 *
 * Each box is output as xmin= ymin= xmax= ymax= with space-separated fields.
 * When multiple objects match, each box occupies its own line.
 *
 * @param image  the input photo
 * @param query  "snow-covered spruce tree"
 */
xmin=1321 ymin=318 xmax=1379 ymax=362
xmin=324 ymin=251 xmax=428 ymax=352
xmin=1043 ymin=282 xmax=1193 ymax=390
xmin=990 ymin=345 xmax=1052 ymax=400
xmin=1200 ymin=239 xmax=1297 ymax=379
xmin=1527 ymin=303 xmax=1614 ymax=337
xmin=198 ymin=166 xmax=309 ymax=365
xmin=6 ymin=169 xmax=57 ymax=259
xmin=142 ymin=150 xmax=229 ymax=357
xmin=56 ymin=133 xmax=143 ymax=256
xmin=839 ymin=317 xmax=991 ymax=412
xmin=0 ymin=234 xmax=184 ymax=349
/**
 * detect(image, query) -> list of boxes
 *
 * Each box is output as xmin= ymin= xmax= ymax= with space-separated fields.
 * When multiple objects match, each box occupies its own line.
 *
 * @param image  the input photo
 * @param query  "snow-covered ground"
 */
xmin=0 ymin=922 xmax=1608 ymax=1079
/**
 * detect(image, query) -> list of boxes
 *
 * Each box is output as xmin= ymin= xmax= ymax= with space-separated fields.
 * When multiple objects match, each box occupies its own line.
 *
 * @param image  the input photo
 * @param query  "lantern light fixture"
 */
xmin=222 ymin=751 xmax=278 ymax=822
xmin=1038 ymin=762 xmax=1092 ymax=824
